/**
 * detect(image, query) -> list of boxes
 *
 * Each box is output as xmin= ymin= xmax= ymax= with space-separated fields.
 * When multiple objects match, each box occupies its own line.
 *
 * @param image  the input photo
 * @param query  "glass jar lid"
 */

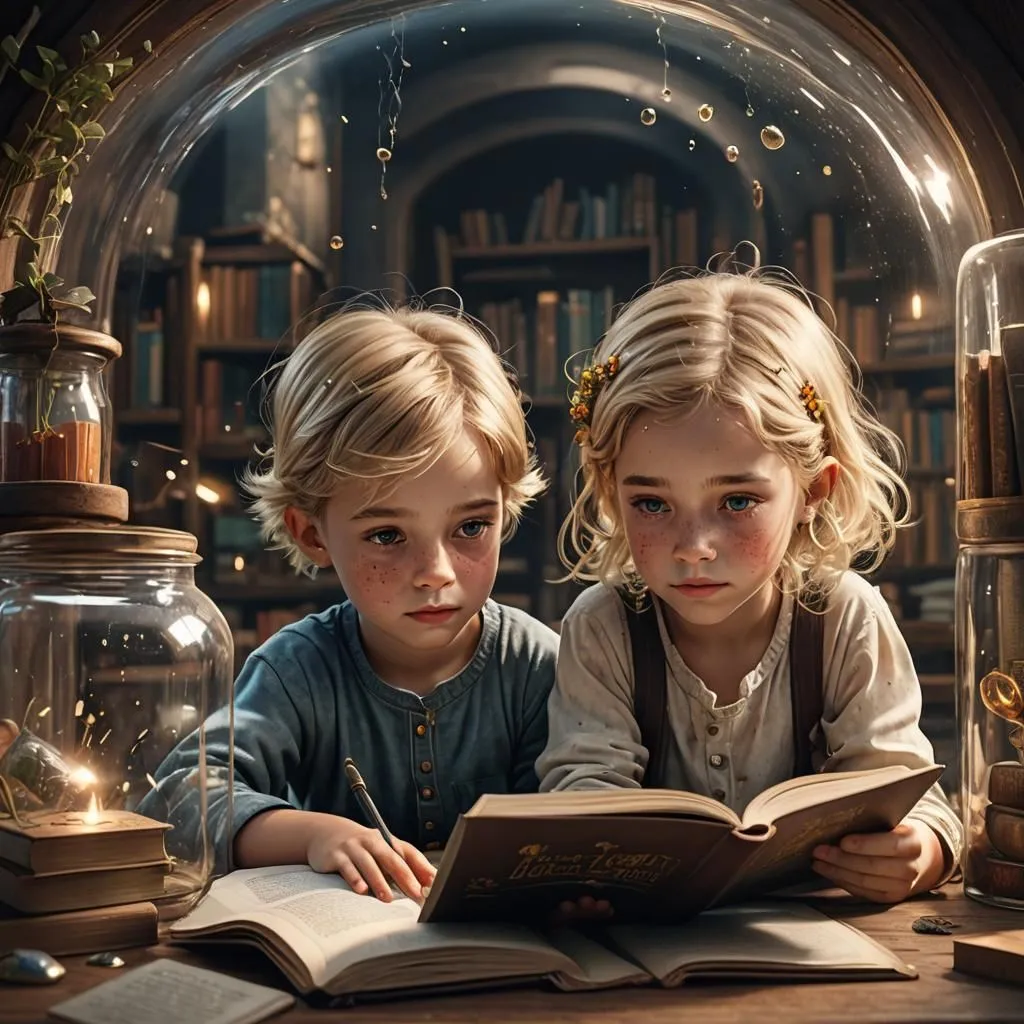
xmin=0 ymin=324 xmax=122 ymax=361
xmin=0 ymin=526 xmax=201 ymax=568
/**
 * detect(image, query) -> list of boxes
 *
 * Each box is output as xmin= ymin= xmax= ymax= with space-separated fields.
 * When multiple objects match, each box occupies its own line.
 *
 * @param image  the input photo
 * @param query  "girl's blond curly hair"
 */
xmin=245 ymin=302 xmax=546 ymax=574
xmin=562 ymin=269 xmax=910 ymax=600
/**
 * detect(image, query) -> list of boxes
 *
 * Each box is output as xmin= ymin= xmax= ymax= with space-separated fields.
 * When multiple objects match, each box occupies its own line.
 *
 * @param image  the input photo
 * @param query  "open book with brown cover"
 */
xmin=169 ymin=865 xmax=915 ymax=1004
xmin=421 ymin=763 xmax=943 ymax=923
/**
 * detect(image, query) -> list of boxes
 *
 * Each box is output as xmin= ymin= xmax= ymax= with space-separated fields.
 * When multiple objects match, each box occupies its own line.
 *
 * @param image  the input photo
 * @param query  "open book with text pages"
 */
xmin=168 ymin=865 xmax=915 ymax=1004
xmin=421 ymin=763 xmax=943 ymax=923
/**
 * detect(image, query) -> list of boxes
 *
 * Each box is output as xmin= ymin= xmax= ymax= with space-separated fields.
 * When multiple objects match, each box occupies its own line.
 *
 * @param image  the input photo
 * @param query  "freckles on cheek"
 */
xmin=733 ymin=527 xmax=777 ymax=569
xmin=348 ymin=555 xmax=401 ymax=605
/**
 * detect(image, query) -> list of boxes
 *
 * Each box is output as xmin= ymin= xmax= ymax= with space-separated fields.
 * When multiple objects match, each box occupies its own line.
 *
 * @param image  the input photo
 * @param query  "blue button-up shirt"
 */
xmin=150 ymin=599 xmax=557 ymax=870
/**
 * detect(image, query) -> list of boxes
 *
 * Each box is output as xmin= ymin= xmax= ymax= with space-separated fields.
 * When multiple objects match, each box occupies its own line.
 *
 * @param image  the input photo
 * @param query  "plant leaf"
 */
xmin=18 ymin=67 xmax=48 ymax=91
xmin=143 ymin=39 xmax=152 ymax=54
xmin=49 ymin=285 xmax=96 ymax=313
xmin=36 ymin=156 xmax=67 ymax=175
xmin=41 ymin=272 xmax=64 ymax=289
xmin=0 ymin=284 xmax=42 ymax=323
xmin=1 ymin=36 xmax=19 ymax=64
xmin=81 ymin=31 xmax=100 ymax=52
xmin=79 ymin=121 xmax=104 ymax=140
xmin=36 ymin=46 xmax=61 ymax=63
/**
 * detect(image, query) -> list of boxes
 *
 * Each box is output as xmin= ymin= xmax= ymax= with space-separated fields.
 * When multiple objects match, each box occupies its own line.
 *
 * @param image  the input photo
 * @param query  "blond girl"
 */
xmin=154 ymin=304 xmax=556 ymax=902
xmin=537 ymin=270 xmax=962 ymax=905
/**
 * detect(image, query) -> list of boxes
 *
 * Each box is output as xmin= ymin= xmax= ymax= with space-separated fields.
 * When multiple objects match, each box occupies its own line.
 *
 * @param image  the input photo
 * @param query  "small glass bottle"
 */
xmin=956 ymin=231 xmax=1024 ymax=909
xmin=0 ymin=526 xmax=234 ymax=919
xmin=0 ymin=325 xmax=119 ymax=484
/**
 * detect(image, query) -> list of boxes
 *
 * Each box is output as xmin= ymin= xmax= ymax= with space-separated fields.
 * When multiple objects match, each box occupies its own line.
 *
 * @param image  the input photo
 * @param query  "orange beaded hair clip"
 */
xmin=799 ymin=381 xmax=826 ymax=423
xmin=569 ymin=353 xmax=621 ymax=446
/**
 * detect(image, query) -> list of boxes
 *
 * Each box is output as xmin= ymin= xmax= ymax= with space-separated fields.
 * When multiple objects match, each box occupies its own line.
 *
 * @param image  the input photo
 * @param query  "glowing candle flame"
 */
xmin=911 ymin=293 xmax=923 ymax=320
xmin=84 ymin=791 xmax=101 ymax=825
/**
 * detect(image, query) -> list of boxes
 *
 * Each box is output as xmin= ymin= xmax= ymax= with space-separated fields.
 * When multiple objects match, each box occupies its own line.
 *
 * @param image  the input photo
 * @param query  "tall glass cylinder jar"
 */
xmin=956 ymin=231 xmax=1024 ymax=909
xmin=958 ymin=545 xmax=1024 ymax=907
xmin=0 ymin=527 xmax=234 ymax=919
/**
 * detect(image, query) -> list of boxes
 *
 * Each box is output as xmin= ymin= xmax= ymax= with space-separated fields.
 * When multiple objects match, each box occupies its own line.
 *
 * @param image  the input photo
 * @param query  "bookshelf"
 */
xmin=111 ymin=230 xmax=329 ymax=667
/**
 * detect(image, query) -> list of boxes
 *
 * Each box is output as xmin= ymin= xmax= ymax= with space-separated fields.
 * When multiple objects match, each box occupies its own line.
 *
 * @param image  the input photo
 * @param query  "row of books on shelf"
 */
xmin=197 ymin=260 xmax=316 ymax=346
xmin=876 ymin=387 xmax=956 ymax=470
xmin=198 ymin=358 xmax=266 ymax=443
xmin=129 ymin=310 xmax=167 ymax=409
xmin=479 ymin=288 xmax=613 ymax=392
xmin=888 ymin=478 xmax=957 ymax=568
xmin=459 ymin=173 xmax=686 ymax=248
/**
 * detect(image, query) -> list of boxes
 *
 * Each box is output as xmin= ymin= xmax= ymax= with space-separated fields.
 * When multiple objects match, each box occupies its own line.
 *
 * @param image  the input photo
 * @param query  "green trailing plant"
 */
xmin=0 ymin=8 xmax=150 ymax=325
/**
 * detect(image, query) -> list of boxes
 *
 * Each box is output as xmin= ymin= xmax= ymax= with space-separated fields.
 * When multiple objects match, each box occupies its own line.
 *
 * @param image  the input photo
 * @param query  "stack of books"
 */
xmin=0 ymin=808 xmax=170 ymax=955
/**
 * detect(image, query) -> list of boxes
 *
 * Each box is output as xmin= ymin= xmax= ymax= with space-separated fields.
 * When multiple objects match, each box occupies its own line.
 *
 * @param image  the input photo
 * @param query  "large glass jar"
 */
xmin=958 ymin=545 xmax=1024 ymax=908
xmin=956 ymin=230 xmax=1024 ymax=909
xmin=0 ymin=325 xmax=119 ymax=484
xmin=0 ymin=527 xmax=234 ymax=919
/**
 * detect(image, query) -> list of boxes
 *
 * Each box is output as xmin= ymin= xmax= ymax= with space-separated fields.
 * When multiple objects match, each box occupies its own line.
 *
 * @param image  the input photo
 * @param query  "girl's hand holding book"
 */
xmin=306 ymin=821 xmax=437 ymax=903
xmin=810 ymin=819 xmax=945 ymax=903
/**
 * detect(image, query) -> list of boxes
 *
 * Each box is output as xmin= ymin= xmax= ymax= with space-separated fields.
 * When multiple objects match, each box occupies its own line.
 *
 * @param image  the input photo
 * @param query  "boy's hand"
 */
xmin=307 ymin=822 xmax=436 ymax=903
xmin=811 ymin=819 xmax=945 ymax=903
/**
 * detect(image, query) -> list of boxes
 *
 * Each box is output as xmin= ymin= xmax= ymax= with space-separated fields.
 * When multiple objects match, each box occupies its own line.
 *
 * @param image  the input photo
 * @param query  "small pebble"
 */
xmin=912 ymin=915 xmax=959 ymax=935
xmin=0 ymin=949 xmax=65 ymax=984
xmin=86 ymin=951 xmax=126 ymax=968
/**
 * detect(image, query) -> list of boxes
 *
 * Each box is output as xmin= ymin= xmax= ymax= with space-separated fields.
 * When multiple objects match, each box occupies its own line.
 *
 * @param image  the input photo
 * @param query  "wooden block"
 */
xmin=986 ymin=803 xmax=1024 ymax=861
xmin=989 ymin=762 xmax=1024 ymax=810
xmin=954 ymin=930 xmax=1024 ymax=986
xmin=979 ymin=853 xmax=1024 ymax=900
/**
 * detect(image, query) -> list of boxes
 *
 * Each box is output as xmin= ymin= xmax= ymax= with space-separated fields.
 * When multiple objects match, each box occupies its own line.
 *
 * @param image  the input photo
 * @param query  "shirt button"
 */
xmin=421 ymin=787 xmax=434 ymax=800
xmin=420 ymin=760 xmax=432 ymax=773
xmin=425 ymin=841 xmax=441 ymax=851
xmin=415 ymin=724 xmax=427 ymax=737
xmin=424 ymin=820 xmax=435 ymax=831
xmin=707 ymin=724 xmax=719 ymax=736
xmin=709 ymin=753 xmax=726 ymax=769
xmin=712 ymin=789 xmax=726 ymax=800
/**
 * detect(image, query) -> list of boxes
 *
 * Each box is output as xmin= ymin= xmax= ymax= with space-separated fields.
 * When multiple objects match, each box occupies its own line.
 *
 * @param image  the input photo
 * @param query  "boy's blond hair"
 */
xmin=563 ymin=271 xmax=910 ymax=598
xmin=245 ymin=303 xmax=546 ymax=574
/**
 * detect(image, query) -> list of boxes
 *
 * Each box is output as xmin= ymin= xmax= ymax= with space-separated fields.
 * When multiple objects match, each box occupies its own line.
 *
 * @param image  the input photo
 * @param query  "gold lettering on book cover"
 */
xmin=750 ymin=804 xmax=867 ymax=873
xmin=498 ymin=842 xmax=682 ymax=889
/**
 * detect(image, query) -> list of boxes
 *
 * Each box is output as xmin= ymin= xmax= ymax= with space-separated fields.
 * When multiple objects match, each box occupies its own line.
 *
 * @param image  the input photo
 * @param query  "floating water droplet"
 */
xmin=752 ymin=180 xmax=764 ymax=210
xmin=380 ymin=186 xmax=388 ymax=200
xmin=760 ymin=125 xmax=785 ymax=150
xmin=725 ymin=145 xmax=739 ymax=163
xmin=329 ymin=236 xmax=344 ymax=251
xmin=745 ymin=105 xmax=754 ymax=117
xmin=376 ymin=146 xmax=392 ymax=163
xmin=661 ymin=88 xmax=672 ymax=101
xmin=640 ymin=107 xmax=657 ymax=126
xmin=697 ymin=103 xmax=714 ymax=122
xmin=340 ymin=115 xmax=349 ymax=124
xmin=822 ymin=164 xmax=833 ymax=176
xmin=401 ymin=58 xmax=411 ymax=68
xmin=371 ymin=224 xmax=378 ymax=231
xmin=688 ymin=139 xmax=696 ymax=151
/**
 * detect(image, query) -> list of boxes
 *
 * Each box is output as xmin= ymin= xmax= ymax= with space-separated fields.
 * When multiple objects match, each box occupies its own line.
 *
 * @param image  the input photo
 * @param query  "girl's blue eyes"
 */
xmin=633 ymin=497 xmax=669 ymax=515
xmin=723 ymin=495 xmax=756 ymax=513
xmin=631 ymin=495 xmax=760 ymax=516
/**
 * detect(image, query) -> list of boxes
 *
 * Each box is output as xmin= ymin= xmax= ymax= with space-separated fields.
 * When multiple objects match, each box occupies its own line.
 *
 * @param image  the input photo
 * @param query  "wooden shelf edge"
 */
xmin=451 ymin=237 xmax=659 ymax=260
xmin=118 ymin=408 xmax=182 ymax=426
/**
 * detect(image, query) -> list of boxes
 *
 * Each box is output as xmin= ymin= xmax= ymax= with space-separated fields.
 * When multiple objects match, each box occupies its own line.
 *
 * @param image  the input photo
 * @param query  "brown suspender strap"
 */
xmin=621 ymin=596 xmax=668 ymax=789
xmin=788 ymin=594 xmax=826 ymax=777
xmin=624 ymin=589 xmax=826 ymax=788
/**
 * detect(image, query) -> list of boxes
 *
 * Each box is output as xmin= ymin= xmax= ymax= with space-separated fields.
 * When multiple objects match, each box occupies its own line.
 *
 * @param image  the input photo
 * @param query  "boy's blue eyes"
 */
xmin=366 ymin=519 xmax=493 ymax=546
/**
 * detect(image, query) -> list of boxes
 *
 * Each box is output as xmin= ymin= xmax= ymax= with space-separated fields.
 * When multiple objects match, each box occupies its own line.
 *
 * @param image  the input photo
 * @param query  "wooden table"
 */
xmin=5 ymin=885 xmax=1024 ymax=1023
